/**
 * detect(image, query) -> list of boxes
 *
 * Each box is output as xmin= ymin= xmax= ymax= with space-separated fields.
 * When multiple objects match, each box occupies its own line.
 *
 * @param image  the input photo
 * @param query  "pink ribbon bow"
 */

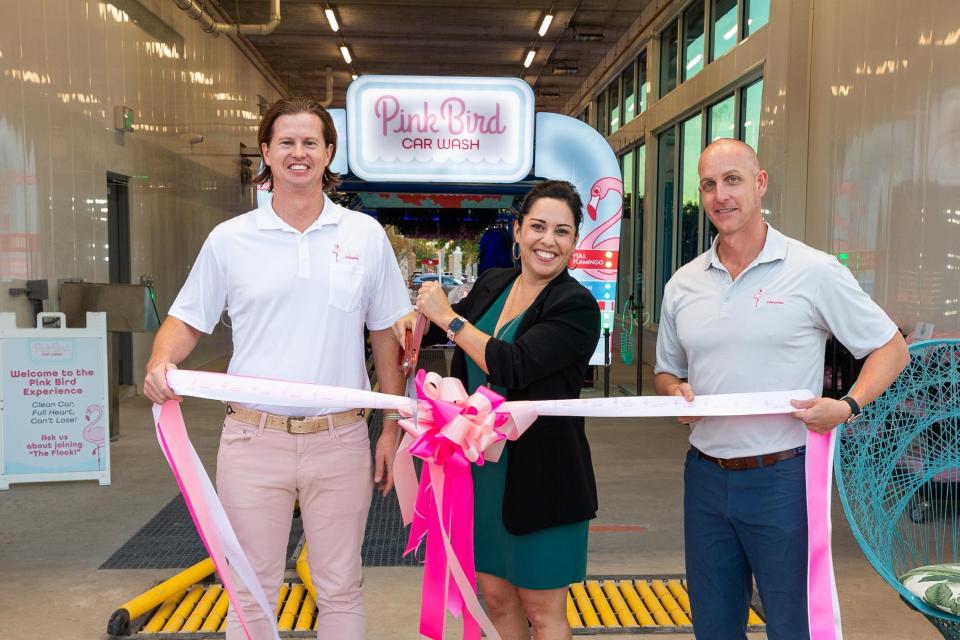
xmin=395 ymin=370 xmax=515 ymax=640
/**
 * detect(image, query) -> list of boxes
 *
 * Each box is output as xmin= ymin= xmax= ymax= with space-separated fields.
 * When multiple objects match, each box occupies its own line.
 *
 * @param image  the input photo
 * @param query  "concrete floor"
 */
xmin=0 ymin=358 xmax=941 ymax=639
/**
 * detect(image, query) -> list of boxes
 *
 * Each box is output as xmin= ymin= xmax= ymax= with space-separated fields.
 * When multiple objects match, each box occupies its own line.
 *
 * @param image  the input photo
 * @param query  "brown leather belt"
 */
xmin=693 ymin=446 xmax=806 ymax=471
xmin=225 ymin=403 xmax=366 ymax=435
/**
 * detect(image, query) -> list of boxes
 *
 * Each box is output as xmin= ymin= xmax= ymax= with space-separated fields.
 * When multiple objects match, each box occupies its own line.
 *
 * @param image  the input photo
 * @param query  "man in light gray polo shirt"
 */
xmin=654 ymin=138 xmax=909 ymax=640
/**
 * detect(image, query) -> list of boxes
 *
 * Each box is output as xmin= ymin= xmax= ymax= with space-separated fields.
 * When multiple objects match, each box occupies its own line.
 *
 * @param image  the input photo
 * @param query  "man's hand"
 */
xmin=791 ymin=397 xmax=851 ymax=434
xmin=392 ymin=311 xmax=417 ymax=345
xmin=673 ymin=382 xmax=700 ymax=425
xmin=373 ymin=423 xmax=399 ymax=496
xmin=143 ymin=361 xmax=181 ymax=404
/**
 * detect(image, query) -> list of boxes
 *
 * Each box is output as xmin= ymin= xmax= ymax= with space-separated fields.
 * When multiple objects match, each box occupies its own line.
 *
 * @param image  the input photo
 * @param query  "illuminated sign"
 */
xmin=346 ymin=75 xmax=534 ymax=183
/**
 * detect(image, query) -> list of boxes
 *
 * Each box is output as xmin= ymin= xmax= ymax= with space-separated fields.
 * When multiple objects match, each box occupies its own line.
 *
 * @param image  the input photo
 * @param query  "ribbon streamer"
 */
xmin=161 ymin=369 xmax=839 ymax=640
xmin=153 ymin=402 xmax=278 ymax=640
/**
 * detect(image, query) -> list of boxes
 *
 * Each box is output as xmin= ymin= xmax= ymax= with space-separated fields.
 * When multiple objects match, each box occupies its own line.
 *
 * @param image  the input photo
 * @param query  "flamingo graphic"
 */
xmin=577 ymin=176 xmax=624 ymax=280
xmin=82 ymin=404 xmax=105 ymax=470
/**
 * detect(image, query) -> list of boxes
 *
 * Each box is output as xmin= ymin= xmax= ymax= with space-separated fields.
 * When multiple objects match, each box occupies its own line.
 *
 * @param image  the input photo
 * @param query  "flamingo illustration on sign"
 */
xmin=83 ymin=404 xmax=105 ymax=470
xmin=577 ymin=176 xmax=623 ymax=280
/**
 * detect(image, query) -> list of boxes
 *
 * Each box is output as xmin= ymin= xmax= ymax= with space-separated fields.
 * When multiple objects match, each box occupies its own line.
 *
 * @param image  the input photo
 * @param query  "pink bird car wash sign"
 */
xmin=347 ymin=76 xmax=535 ymax=183
xmin=0 ymin=312 xmax=110 ymax=489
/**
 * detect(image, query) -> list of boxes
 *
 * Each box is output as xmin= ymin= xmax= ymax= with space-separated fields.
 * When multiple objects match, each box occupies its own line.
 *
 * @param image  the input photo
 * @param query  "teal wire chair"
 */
xmin=836 ymin=339 xmax=960 ymax=638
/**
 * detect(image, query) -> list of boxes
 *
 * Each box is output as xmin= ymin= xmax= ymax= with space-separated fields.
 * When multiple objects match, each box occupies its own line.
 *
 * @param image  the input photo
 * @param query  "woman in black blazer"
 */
xmin=414 ymin=180 xmax=600 ymax=640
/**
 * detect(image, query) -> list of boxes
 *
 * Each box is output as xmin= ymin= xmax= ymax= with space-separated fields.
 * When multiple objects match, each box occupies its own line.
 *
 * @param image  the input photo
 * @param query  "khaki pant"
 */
xmin=216 ymin=415 xmax=372 ymax=640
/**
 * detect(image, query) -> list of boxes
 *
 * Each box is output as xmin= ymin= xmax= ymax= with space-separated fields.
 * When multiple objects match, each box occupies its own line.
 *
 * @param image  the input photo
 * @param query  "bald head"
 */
xmin=700 ymin=138 xmax=761 ymax=176
xmin=697 ymin=138 xmax=767 ymax=237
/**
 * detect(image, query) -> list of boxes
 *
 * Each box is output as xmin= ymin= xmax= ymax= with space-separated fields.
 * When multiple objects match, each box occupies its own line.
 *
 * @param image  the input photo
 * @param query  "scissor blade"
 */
xmin=405 ymin=367 xmax=419 ymax=425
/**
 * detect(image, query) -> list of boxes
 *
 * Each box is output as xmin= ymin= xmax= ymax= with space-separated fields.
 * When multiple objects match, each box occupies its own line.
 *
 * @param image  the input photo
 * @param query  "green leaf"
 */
xmin=925 ymin=583 xmax=953 ymax=607
xmin=950 ymin=597 xmax=960 ymax=616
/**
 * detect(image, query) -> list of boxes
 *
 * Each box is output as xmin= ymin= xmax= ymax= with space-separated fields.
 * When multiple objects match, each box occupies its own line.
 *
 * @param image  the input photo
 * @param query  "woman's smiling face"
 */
xmin=515 ymin=197 xmax=578 ymax=282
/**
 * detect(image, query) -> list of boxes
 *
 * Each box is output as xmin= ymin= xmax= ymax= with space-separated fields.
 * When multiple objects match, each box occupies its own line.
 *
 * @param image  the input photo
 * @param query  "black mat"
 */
xmin=101 ymin=349 xmax=449 ymax=570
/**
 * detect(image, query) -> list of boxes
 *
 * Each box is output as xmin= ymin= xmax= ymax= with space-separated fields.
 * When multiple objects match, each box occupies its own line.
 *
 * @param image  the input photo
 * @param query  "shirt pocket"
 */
xmin=329 ymin=263 xmax=364 ymax=312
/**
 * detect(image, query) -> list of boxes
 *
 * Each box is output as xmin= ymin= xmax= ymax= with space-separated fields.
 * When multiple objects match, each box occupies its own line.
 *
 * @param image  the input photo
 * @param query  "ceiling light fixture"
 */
xmin=523 ymin=49 xmax=536 ymax=68
xmin=351 ymin=74 xmax=358 ymax=80
xmin=538 ymin=13 xmax=554 ymax=37
xmin=324 ymin=8 xmax=339 ymax=32
xmin=340 ymin=45 xmax=352 ymax=64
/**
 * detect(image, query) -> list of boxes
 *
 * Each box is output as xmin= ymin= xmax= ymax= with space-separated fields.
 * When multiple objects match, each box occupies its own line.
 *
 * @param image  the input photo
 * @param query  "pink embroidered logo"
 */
xmin=333 ymin=243 xmax=360 ymax=262
xmin=754 ymin=288 xmax=785 ymax=307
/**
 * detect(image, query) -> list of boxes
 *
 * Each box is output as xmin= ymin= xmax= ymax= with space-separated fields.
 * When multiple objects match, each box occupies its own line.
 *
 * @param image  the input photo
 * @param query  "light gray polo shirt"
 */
xmin=655 ymin=224 xmax=897 ymax=458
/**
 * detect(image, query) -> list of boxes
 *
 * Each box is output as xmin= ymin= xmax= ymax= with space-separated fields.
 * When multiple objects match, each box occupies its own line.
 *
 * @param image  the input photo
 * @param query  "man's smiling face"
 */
xmin=261 ymin=112 xmax=334 ymax=192
xmin=698 ymin=139 xmax=768 ymax=238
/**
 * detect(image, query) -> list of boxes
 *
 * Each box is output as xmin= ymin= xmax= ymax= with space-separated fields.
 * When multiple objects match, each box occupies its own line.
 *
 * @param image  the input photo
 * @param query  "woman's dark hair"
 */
xmin=518 ymin=180 xmax=584 ymax=230
xmin=255 ymin=97 xmax=340 ymax=192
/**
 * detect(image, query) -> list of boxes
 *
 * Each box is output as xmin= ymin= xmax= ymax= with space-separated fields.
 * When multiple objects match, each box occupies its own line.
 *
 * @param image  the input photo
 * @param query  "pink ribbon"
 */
xmin=395 ymin=371 xmax=525 ymax=640
xmin=806 ymin=430 xmax=843 ymax=640
xmin=153 ymin=401 xmax=276 ymax=640
xmin=160 ymin=369 xmax=842 ymax=639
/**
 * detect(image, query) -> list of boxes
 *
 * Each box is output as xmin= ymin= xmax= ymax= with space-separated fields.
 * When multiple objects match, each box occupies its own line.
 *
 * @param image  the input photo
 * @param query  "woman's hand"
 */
xmin=416 ymin=282 xmax=456 ymax=329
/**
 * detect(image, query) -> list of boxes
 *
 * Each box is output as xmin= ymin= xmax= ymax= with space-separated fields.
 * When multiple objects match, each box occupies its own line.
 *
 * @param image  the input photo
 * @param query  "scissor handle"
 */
xmin=401 ymin=313 xmax=428 ymax=377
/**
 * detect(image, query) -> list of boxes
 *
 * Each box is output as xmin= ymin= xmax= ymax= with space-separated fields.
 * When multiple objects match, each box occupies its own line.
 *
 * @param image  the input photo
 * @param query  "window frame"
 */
xmin=652 ymin=72 xmax=763 ymax=320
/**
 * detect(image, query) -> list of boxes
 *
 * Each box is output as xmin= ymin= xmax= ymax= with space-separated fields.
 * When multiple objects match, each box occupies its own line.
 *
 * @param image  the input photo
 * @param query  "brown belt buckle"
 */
xmin=286 ymin=416 xmax=309 ymax=434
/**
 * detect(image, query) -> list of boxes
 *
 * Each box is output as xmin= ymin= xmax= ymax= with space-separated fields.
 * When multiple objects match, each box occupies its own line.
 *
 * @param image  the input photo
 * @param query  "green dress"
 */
xmin=465 ymin=283 xmax=589 ymax=590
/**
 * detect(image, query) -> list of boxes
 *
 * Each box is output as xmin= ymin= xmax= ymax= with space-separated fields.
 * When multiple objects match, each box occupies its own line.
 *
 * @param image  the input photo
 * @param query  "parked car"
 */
xmin=410 ymin=274 xmax=464 ymax=292
xmin=408 ymin=274 xmax=465 ymax=304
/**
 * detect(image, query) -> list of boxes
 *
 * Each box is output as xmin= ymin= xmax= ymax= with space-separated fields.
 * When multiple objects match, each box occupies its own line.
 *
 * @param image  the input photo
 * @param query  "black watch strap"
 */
xmin=840 ymin=395 xmax=862 ymax=423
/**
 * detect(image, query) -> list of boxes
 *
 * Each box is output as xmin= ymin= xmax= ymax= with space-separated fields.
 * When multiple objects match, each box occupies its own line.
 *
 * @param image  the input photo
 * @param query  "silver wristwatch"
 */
xmin=446 ymin=316 xmax=467 ymax=341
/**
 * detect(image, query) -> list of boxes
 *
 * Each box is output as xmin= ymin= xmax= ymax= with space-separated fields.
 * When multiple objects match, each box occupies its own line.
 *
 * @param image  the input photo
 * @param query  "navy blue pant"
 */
xmin=683 ymin=448 xmax=809 ymax=640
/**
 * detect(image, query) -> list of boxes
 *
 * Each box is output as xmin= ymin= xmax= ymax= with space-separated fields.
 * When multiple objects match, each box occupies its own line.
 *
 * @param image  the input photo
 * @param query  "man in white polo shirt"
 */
xmin=144 ymin=97 xmax=411 ymax=640
xmin=654 ymin=138 xmax=909 ymax=640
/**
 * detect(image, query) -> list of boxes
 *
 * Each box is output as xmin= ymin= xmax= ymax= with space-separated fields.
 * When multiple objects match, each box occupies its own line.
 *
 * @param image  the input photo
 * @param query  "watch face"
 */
xmin=449 ymin=317 xmax=465 ymax=333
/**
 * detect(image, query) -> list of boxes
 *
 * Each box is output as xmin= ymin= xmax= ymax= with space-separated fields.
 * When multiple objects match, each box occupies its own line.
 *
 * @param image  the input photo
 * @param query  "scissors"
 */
xmin=400 ymin=312 xmax=428 ymax=423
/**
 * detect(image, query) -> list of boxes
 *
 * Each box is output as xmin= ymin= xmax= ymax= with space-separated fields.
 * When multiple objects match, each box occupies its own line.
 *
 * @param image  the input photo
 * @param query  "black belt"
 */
xmin=693 ymin=446 xmax=806 ymax=471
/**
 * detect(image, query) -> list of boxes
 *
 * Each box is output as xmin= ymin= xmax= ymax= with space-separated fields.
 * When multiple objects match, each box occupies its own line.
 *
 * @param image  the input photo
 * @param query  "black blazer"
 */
xmin=424 ymin=267 xmax=601 ymax=535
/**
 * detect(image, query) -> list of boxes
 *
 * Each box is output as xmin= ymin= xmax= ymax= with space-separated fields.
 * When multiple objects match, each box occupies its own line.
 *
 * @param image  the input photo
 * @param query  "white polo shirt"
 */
xmin=655 ymin=224 xmax=897 ymax=458
xmin=169 ymin=194 xmax=412 ymax=416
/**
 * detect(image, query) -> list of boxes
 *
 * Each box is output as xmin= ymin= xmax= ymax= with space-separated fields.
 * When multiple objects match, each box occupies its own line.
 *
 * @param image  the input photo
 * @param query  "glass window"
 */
xmin=682 ymin=1 xmax=705 ymax=81
xmin=638 ymin=50 xmax=648 ymax=113
xmin=619 ymin=151 xmax=634 ymax=308
xmin=622 ymin=151 xmax=634 ymax=221
xmin=708 ymin=94 xmax=736 ymax=142
xmin=660 ymin=21 xmax=678 ymax=97
xmin=596 ymin=90 xmax=607 ymax=135
xmin=635 ymin=144 xmax=646 ymax=304
xmin=655 ymin=128 xmax=676 ymax=320
xmin=609 ymin=81 xmax=621 ymax=134
xmin=711 ymin=0 xmax=738 ymax=60
xmin=741 ymin=78 xmax=763 ymax=150
xmin=744 ymin=0 xmax=769 ymax=36
xmin=622 ymin=63 xmax=636 ymax=125
xmin=679 ymin=114 xmax=703 ymax=267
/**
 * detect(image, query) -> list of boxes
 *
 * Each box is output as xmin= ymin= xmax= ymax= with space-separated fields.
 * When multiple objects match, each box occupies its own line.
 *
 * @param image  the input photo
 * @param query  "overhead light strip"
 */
xmin=538 ymin=13 xmax=554 ymax=37
xmin=340 ymin=45 xmax=352 ymax=64
xmin=523 ymin=49 xmax=536 ymax=68
xmin=324 ymin=8 xmax=339 ymax=32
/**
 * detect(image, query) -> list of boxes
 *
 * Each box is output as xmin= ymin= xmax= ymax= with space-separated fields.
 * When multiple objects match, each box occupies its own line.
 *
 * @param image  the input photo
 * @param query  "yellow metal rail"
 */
xmin=122 ymin=574 xmax=765 ymax=636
